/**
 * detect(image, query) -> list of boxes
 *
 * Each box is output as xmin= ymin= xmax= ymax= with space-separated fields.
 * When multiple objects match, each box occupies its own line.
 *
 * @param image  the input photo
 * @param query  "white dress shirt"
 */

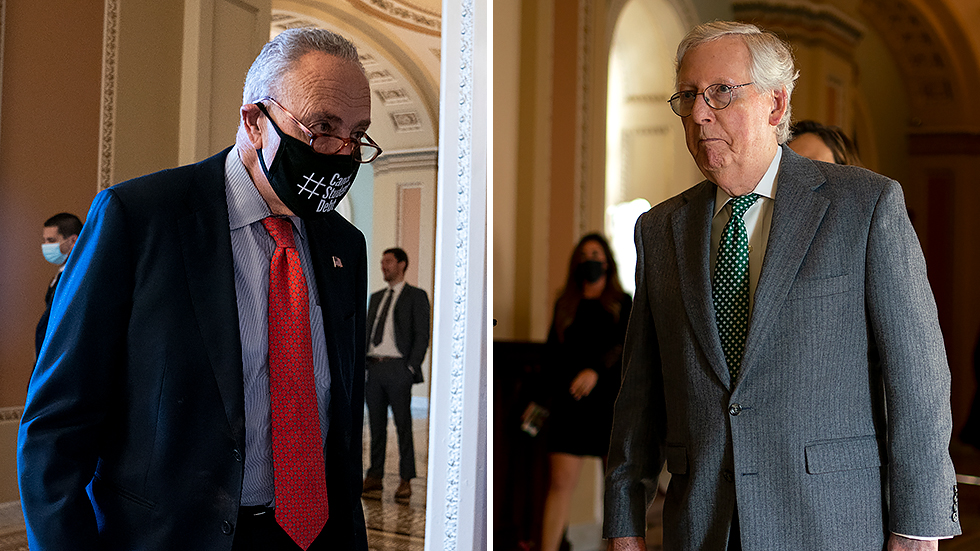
xmin=367 ymin=280 xmax=405 ymax=358
xmin=709 ymin=147 xmax=781 ymax=317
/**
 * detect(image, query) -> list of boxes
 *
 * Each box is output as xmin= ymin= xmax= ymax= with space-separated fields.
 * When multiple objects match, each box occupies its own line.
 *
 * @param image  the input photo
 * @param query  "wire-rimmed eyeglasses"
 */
xmin=257 ymin=96 xmax=383 ymax=163
xmin=667 ymin=83 xmax=754 ymax=117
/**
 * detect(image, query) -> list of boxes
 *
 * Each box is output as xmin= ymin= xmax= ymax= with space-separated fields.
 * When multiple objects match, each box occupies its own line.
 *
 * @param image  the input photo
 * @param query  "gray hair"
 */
xmin=676 ymin=21 xmax=798 ymax=144
xmin=242 ymin=27 xmax=363 ymax=105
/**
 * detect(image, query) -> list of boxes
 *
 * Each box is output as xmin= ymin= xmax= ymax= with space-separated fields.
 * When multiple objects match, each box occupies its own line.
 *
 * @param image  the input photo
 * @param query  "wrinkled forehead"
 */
xmin=279 ymin=53 xmax=371 ymax=120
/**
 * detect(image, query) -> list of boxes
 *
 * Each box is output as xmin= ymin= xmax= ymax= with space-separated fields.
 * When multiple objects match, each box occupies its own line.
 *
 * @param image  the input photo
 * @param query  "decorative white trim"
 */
xmin=373 ymin=147 xmax=439 ymax=175
xmin=445 ymin=0 xmax=472 ymax=546
xmin=426 ymin=0 xmax=487 ymax=549
xmin=97 ymin=0 xmax=119 ymax=191
xmin=349 ymin=0 xmax=441 ymax=36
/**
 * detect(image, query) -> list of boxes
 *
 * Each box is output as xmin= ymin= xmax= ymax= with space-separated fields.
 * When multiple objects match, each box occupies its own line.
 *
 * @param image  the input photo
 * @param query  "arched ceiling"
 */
xmin=271 ymin=0 xmax=441 ymax=153
xmin=858 ymin=0 xmax=977 ymax=132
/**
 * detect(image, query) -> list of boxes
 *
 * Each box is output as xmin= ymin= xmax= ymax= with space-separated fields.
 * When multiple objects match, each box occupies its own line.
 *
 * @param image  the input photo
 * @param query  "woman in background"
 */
xmin=539 ymin=233 xmax=631 ymax=551
xmin=788 ymin=119 xmax=863 ymax=166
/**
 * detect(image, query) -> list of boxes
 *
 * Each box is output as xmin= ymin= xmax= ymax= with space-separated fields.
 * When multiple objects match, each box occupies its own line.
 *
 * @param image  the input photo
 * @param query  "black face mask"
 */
xmin=256 ymin=104 xmax=359 ymax=219
xmin=575 ymin=260 xmax=605 ymax=284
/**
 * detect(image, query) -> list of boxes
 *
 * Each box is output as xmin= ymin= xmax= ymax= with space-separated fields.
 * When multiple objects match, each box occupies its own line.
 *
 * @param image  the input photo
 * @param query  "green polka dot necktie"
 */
xmin=712 ymin=193 xmax=760 ymax=383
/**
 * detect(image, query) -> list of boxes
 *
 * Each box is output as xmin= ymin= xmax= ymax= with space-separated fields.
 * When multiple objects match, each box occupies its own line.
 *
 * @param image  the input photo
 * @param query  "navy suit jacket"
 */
xmin=18 ymin=148 xmax=369 ymax=551
xmin=34 ymin=272 xmax=60 ymax=357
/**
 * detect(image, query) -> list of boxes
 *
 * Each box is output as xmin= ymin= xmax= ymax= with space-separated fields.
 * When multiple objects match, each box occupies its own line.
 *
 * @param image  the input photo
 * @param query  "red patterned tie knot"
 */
xmin=262 ymin=216 xmax=296 ymax=249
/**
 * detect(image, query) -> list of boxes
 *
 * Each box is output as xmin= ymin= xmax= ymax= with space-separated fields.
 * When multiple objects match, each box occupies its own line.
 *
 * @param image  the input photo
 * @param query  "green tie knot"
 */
xmin=730 ymin=193 xmax=760 ymax=220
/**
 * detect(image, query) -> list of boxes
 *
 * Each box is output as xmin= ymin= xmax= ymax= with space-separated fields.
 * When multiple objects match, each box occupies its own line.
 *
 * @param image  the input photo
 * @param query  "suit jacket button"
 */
xmin=221 ymin=520 xmax=234 ymax=535
xmin=729 ymin=404 xmax=742 ymax=416
xmin=233 ymin=449 xmax=242 ymax=462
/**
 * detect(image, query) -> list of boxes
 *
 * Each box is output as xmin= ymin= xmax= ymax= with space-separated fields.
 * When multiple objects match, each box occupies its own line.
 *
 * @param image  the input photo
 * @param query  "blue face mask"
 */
xmin=42 ymin=242 xmax=68 ymax=265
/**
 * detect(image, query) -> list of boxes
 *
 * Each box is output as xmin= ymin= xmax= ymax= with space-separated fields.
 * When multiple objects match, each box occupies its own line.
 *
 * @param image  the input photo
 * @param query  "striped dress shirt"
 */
xmin=223 ymin=150 xmax=331 ymax=507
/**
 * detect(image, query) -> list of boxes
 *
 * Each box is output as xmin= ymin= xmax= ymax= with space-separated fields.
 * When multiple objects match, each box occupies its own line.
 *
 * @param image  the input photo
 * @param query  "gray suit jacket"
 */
xmin=604 ymin=146 xmax=960 ymax=550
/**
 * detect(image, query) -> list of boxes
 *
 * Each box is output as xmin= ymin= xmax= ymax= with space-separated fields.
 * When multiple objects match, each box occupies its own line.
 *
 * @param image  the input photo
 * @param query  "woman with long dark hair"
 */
xmin=538 ymin=233 xmax=631 ymax=551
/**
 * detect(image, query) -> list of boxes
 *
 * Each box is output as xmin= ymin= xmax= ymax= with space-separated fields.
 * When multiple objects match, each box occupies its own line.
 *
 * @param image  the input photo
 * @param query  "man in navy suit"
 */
xmin=35 ymin=212 xmax=82 ymax=357
xmin=19 ymin=28 xmax=383 ymax=551
xmin=362 ymin=247 xmax=430 ymax=504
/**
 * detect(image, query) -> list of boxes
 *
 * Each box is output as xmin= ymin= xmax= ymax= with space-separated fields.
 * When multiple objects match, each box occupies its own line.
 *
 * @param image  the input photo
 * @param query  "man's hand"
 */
xmin=607 ymin=536 xmax=645 ymax=551
xmin=887 ymin=534 xmax=938 ymax=551
xmin=569 ymin=368 xmax=599 ymax=400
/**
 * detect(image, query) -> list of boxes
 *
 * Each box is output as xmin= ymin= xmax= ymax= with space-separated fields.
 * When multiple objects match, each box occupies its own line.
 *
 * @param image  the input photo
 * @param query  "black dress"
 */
xmin=545 ymin=294 xmax=632 ymax=457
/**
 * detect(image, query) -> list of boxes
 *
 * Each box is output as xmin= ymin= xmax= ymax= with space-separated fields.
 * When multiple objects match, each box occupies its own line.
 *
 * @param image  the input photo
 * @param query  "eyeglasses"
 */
xmin=257 ymin=96 xmax=383 ymax=163
xmin=667 ymin=82 xmax=754 ymax=117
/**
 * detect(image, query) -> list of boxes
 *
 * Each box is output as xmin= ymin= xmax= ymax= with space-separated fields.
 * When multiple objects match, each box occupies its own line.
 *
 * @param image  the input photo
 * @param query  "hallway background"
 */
xmin=493 ymin=0 xmax=980 ymax=548
xmin=0 ymin=0 xmax=488 ymax=549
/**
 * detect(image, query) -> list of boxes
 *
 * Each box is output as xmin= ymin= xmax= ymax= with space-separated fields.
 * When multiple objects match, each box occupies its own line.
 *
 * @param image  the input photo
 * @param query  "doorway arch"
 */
xmin=604 ymin=0 xmax=701 ymax=293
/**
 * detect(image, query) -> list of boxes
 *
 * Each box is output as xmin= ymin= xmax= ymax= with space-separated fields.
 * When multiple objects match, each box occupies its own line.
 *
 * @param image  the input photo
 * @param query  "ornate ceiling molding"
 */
xmin=857 ymin=0 xmax=962 ymax=129
xmin=372 ymin=147 xmax=438 ymax=175
xmin=347 ymin=0 xmax=440 ymax=37
xmin=734 ymin=1 xmax=865 ymax=57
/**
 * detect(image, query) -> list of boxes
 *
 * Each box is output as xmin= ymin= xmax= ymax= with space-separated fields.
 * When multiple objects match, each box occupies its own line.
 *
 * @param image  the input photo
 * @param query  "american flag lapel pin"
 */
xmin=332 ymin=256 xmax=343 ymax=268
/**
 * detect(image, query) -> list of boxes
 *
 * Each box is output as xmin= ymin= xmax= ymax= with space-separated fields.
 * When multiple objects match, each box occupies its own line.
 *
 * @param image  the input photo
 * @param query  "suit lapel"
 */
xmin=176 ymin=148 xmax=246 ymax=449
xmin=305 ymin=215 xmax=353 ymax=408
xmin=391 ymin=284 xmax=411 ymax=343
xmin=738 ymin=147 xmax=829 ymax=383
xmin=366 ymin=291 xmax=381 ymax=350
xmin=672 ymin=181 xmax=731 ymax=386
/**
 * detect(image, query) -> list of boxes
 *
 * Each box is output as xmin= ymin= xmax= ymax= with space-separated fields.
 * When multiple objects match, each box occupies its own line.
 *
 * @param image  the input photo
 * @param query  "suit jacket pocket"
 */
xmin=805 ymin=435 xmax=883 ymax=474
xmin=665 ymin=445 xmax=688 ymax=475
xmin=93 ymin=473 xmax=157 ymax=510
xmin=786 ymin=274 xmax=852 ymax=301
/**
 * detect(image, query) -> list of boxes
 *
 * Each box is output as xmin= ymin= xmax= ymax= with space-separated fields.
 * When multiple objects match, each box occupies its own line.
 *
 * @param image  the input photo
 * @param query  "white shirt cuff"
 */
xmin=892 ymin=532 xmax=951 ymax=541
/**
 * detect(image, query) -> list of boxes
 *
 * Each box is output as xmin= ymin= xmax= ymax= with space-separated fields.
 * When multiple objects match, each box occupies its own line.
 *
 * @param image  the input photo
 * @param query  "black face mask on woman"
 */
xmin=256 ymin=103 xmax=359 ymax=219
xmin=575 ymin=260 xmax=606 ymax=284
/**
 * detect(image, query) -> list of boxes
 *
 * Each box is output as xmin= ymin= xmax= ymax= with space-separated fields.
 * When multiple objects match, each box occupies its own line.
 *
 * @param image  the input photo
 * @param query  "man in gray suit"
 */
xmin=363 ymin=247 xmax=430 ymax=504
xmin=604 ymin=21 xmax=960 ymax=551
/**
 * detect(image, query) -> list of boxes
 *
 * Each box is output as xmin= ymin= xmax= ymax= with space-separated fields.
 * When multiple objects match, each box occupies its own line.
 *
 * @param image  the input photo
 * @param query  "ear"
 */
xmin=241 ymin=103 xmax=265 ymax=149
xmin=769 ymin=86 xmax=789 ymax=127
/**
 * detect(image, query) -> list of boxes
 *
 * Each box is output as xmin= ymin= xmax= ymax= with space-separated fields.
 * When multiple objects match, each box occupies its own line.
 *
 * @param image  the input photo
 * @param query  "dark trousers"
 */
xmin=231 ymin=507 xmax=334 ymax=551
xmin=365 ymin=357 xmax=416 ymax=480
xmin=728 ymin=504 xmax=741 ymax=551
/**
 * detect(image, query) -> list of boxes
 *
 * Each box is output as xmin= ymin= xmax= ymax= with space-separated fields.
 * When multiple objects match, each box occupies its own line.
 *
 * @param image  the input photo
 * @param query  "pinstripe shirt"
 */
xmin=224 ymin=150 xmax=331 ymax=507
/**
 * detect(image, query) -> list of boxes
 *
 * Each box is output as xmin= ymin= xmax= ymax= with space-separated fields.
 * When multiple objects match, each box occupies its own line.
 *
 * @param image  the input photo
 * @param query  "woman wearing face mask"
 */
xmin=535 ymin=233 xmax=631 ymax=551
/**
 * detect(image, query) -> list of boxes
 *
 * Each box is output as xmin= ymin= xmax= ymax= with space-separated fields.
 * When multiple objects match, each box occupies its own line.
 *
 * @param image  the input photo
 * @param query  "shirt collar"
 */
xmin=713 ymin=146 xmax=781 ymax=218
xmin=224 ymin=148 xmax=305 ymax=239
xmin=388 ymin=280 xmax=406 ymax=293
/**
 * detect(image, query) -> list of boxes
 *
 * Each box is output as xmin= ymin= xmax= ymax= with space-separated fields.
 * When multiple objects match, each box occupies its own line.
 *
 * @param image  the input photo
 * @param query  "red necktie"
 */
xmin=262 ymin=216 xmax=329 ymax=550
